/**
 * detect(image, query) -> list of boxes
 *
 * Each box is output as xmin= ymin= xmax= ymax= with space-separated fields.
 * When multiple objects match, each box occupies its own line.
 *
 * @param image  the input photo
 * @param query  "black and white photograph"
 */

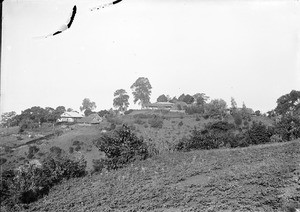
xmin=1 ymin=0 xmax=300 ymax=211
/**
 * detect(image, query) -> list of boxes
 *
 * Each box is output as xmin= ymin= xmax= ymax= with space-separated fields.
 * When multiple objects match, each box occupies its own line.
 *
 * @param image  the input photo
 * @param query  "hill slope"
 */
xmin=25 ymin=140 xmax=300 ymax=212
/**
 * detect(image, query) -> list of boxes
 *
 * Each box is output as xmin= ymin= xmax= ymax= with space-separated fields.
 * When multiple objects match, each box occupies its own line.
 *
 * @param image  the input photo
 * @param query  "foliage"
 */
xmin=148 ymin=116 xmax=164 ymax=128
xmin=230 ymin=97 xmax=238 ymax=113
xmin=178 ymin=121 xmax=183 ymax=127
xmin=130 ymin=77 xmax=152 ymax=108
xmin=94 ymin=125 xmax=149 ymax=170
xmin=240 ymin=102 xmax=254 ymax=120
xmin=275 ymin=90 xmax=300 ymax=116
xmin=50 ymin=146 xmax=63 ymax=157
xmin=233 ymin=112 xmax=243 ymax=127
xmin=1 ymin=111 xmax=17 ymax=127
xmin=244 ymin=121 xmax=273 ymax=145
xmin=0 ymin=155 xmax=86 ymax=207
xmin=157 ymin=94 xmax=168 ymax=102
xmin=98 ymin=109 xmax=110 ymax=117
xmin=0 ymin=157 xmax=7 ymax=165
xmin=27 ymin=146 xmax=40 ymax=159
xmin=275 ymin=115 xmax=300 ymax=141
xmin=113 ymin=89 xmax=130 ymax=111
xmin=204 ymin=99 xmax=228 ymax=119
xmin=193 ymin=93 xmax=209 ymax=106
xmin=185 ymin=105 xmax=205 ymax=115
xmin=255 ymin=110 xmax=261 ymax=116
xmin=183 ymin=94 xmax=195 ymax=104
xmin=175 ymin=121 xmax=236 ymax=151
xmin=84 ymin=108 xmax=93 ymax=117
xmin=80 ymin=98 xmax=96 ymax=113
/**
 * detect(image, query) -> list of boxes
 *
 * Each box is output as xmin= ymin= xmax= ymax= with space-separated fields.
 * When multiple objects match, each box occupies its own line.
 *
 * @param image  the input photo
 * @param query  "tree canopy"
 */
xmin=275 ymin=90 xmax=300 ymax=116
xmin=113 ymin=89 xmax=130 ymax=111
xmin=130 ymin=77 xmax=152 ymax=108
xmin=80 ymin=98 xmax=96 ymax=112
xmin=157 ymin=94 xmax=168 ymax=102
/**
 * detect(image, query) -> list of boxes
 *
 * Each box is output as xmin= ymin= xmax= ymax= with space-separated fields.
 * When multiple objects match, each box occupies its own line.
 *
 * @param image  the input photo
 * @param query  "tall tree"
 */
xmin=80 ymin=98 xmax=96 ymax=112
xmin=193 ymin=93 xmax=209 ymax=106
xmin=113 ymin=89 xmax=130 ymax=111
xmin=183 ymin=94 xmax=195 ymax=104
xmin=130 ymin=77 xmax=152 ymax=108
xmin=178 ymin=94 xmax=186 ymax=102
xmin=275 ymin=90 xmax=300 ymax=116
xmin=157 ymin=94 xmax=168 ymax=102
xmin=1 ymin=111 xmax=17 ymax=127
xmin=205 ymin=99 xmax=228 ymax=119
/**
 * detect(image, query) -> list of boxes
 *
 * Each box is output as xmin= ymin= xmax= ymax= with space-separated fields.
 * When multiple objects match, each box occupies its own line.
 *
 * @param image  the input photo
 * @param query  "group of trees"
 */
xmin=112 ymin=77 xmax=152 ymax=111
xmin=0 ymin=98 xmax=98 ymax=130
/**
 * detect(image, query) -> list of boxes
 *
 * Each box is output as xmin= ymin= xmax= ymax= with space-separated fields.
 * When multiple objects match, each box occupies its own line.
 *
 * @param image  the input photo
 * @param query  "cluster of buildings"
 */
xmin=58 ymin=102 xmax=186 ymax=124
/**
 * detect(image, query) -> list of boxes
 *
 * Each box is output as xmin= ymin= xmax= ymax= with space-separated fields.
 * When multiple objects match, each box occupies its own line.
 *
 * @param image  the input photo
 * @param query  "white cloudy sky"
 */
xmin=1 ymin=0 xmax=300 ymax=114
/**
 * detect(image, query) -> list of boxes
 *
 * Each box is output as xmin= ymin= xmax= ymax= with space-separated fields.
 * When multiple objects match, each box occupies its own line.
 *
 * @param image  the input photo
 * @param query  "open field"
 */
xmin=21 ymin=139 xmax=300 ymax=212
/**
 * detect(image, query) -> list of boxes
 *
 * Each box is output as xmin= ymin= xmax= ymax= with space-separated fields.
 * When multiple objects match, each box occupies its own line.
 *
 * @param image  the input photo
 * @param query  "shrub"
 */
xmin=27 ymin=145 xmax=39 ymax=159
xmin=175 ymin=121 xmax=236 ymax=151
xmin=69 ymin=147 xmax=74 ymax=154
xmin=94 ymin=124 xmax=149 ymax=170
xmin=195 ymin=116 xmax=201 ymax=121
xmin=178 ymin=121 xmax=184 ymax=127
xmin=54 ymin=129 xmax=63 ymax=136
xmin=0 ymin=157 xmax=7 ymax=165
xmin=148 ymin=116 xmax=164 ymax=128
xmin=270 ymin=134 xmax=283 ymax=143
xmin=275 ymin=115 xmax=300 ymax=141
xmin=233 ymin=112 xmax=242 ymax=127
xmin=1 ymin=155 xmax=86 ymax=207
xmin=72 ymin=140 xmax=82 ymax=146
xmin=74 ymin=145 xmax=81 ymax=152
xmin=50 ymin=146 xmax=63 ymax=157
xmin=244 ymin=121 xmax=272 ymax=145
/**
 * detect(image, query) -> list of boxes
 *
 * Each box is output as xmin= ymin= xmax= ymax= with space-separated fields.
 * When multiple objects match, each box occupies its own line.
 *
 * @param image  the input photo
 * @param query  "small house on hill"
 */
xmin=78 ymin=113 xmax=103 ymax=125
xmin=145 ymin=102 xmax=175 ymax=110
xmin=58 ymin=111 xmax=83 ymax=123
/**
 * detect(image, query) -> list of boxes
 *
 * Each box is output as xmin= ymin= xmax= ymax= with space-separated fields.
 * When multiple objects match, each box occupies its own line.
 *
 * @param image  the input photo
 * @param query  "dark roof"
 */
xmin=78 ymin=113 xmax=102 ymax=124
xmin=146 ymin=102 xmax=175 ymax=108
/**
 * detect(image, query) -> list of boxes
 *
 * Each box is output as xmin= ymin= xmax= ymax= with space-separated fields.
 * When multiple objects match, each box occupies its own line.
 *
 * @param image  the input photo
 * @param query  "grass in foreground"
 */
xmin=18 ymin=140 xmax=300 ymax=212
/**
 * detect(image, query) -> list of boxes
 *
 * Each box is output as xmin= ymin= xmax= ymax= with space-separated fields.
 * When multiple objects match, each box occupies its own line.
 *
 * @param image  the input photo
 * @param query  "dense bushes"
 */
xmin=244 ymin=121 xmax=273 ymax=145
xmin=176 ymin=120 xmax=276 ymax=151
xmin=176 ymin=121 xmax=237 ymax=151
xmin=0 ymin=154 xmax=86 ymax=208
xmin=94 ymin=124 xmax=149 ymax=171
xmin=275 ymin=115 xmax=300 ymax=141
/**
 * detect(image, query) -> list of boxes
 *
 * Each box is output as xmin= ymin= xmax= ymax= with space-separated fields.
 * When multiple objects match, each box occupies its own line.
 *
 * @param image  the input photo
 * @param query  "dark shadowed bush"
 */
xmin=175 ymin=121 xmax=237 ymax=151
xmin=244 ymin=121 xmax=273 ymax=145
xmin=50 ymin=146 xmax=63 ymax=157
xmin=0 ymin=155 xmax=86 ymax=208
xmin=0 ymin=157 xmax=7 ymax=165
xmin=27 ymin=145 xmax=40 ymax=159
xmin=94 ymin=124 xmax=149 ymax=171
xmin=275 ymin=115 xmax=300 ymax=141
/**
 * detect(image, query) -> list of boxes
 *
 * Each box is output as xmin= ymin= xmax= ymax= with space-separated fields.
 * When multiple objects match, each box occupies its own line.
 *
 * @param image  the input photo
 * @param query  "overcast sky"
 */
xmin=1 ymin=0 xmax=300 ymax=114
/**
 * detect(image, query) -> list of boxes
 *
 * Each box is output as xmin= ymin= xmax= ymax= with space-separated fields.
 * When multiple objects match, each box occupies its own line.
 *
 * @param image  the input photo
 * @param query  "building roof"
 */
xmin=78 ymin=113 xmax=102 ymax=124
xmin=60 ymin=111 xmax=83 ymax=118
xmin=146 ymin=102 xmax=175 ymax=108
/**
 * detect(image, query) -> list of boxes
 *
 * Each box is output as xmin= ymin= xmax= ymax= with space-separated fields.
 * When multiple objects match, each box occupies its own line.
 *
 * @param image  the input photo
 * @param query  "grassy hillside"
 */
xmin=21 ymin=139 xmax=300 ymax=212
